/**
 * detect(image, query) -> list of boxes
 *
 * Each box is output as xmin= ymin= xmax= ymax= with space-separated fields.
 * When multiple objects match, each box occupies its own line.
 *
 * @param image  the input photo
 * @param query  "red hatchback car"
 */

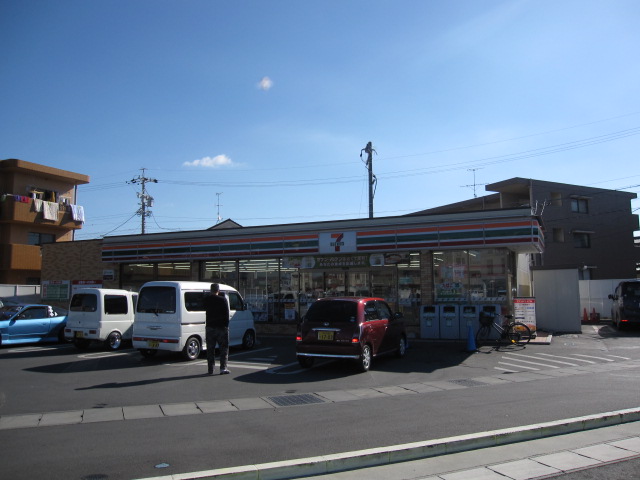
xmin=295 ymin=297 xmax=407 ymax=372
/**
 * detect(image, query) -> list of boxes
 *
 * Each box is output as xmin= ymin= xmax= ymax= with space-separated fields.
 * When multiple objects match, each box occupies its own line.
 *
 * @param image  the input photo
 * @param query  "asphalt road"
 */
xmin=1 ymin=323 xmax=639 ymax=480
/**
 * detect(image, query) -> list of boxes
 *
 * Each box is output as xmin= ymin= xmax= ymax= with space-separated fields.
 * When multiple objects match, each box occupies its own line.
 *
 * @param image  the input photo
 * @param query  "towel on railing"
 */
xmin=33 ymin=198 xmax=43 ymax=212
xmin=70 ymin=204 xmax=85 ymax=222
xmin=42 ymin=201 xmax=59 ymax=221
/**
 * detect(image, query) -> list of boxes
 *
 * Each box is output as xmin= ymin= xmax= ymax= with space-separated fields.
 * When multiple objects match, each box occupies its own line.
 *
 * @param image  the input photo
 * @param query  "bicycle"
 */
xmin=475 ymin=311 xmax=532 ymax=349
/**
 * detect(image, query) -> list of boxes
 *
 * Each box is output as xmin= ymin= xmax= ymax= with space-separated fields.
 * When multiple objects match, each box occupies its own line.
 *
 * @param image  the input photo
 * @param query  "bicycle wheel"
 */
xmin=475 ymin=325 xmax=491 ymax=348
xmin=505 ymin=322 xmax=531 ymax=346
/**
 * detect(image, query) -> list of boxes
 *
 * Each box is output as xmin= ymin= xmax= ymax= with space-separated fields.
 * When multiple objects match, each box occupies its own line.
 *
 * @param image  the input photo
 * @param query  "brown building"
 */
xmin=413 ymin=178 xmax=639 ymax=280
xmin=0 ymin=159 xmax=90 ymax=285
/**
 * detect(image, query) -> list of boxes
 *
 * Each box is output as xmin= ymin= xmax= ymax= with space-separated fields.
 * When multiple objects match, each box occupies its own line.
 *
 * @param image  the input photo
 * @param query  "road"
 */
xmin=1 ymin=323 xmax=639 ymax=480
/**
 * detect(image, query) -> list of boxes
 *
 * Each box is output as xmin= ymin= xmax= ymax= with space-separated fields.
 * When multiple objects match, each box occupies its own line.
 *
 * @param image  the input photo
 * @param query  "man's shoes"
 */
xmin=207 ymin=367 xmax=214 ymax=375
xmin=220 ymin=369 xmax=230 ymax=375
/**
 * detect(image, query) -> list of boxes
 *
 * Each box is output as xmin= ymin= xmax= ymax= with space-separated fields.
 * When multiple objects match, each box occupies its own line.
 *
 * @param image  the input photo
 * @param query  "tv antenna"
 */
xmin=461 ymin=168 xmax=485 ymax=198
xmin=216 ymin=192 xmax=223 ymax=223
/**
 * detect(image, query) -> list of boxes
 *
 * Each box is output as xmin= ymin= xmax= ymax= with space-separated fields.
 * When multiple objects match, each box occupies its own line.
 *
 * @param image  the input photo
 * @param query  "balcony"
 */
xmin=0 ymin=243 xmax=42 ymax=271
xmin=0 ymin=196 xmax=83 ymax=230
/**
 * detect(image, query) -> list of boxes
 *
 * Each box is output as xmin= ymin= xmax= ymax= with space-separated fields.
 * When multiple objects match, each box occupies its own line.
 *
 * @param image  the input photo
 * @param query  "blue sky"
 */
xmin=2 ymin=0 xmax=639 ymax=240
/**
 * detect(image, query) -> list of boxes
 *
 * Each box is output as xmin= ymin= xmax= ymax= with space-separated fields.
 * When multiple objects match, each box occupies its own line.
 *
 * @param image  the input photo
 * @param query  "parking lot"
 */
xmin=2 ymin=323 xmax=639 ymax=418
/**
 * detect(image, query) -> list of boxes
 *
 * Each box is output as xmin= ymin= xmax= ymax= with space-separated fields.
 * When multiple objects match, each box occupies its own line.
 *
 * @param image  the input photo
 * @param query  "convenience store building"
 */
xmin=42 ymin=207 xmax=544 ymax=338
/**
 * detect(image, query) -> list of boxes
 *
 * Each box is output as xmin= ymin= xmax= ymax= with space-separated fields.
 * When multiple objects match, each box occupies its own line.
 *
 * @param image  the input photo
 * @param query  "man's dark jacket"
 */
xmin=204 ymin=293 xmax=230 ymax=328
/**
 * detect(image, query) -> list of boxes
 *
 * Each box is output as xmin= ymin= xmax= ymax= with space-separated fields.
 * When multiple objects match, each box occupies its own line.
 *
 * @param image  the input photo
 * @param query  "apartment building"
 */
xmin=413 ymin=177 xmax=639 ymax=280
xmin=0 ymin=159 xmax=89 ymax=284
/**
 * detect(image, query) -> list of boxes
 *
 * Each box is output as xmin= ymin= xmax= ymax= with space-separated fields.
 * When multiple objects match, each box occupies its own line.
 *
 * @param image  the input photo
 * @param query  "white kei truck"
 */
xmin=65 ymin=288 xmax=138 ymax=350
xmin=132 ymin=281 xmax=256 ymax=360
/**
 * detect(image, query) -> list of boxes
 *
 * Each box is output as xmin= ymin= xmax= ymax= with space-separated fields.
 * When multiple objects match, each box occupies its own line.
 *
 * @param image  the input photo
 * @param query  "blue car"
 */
xmin=0 ymin=304 xmax=68 ymax=346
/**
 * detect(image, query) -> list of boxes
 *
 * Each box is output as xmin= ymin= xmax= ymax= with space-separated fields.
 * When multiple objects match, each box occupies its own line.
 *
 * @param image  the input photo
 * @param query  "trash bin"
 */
xmin=439 ymin=304 xmax=459 ymax=339
xmin=420 ymin=305 xmax=440 ymax=339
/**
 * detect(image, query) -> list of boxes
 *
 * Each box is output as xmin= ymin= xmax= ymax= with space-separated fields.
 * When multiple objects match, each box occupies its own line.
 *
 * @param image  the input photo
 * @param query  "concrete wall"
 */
xmin=579 ymin=278 xmax=637 ymax=320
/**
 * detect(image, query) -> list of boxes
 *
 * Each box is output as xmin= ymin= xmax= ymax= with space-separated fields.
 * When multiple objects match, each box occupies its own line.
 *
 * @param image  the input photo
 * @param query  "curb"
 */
xmin=133 ymin=407 xmax=640 ymax=480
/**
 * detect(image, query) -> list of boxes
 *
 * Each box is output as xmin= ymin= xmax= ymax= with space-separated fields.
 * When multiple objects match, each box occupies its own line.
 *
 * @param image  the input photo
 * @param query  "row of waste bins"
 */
xmin=420 ymin=304 xmax=503 ymax=340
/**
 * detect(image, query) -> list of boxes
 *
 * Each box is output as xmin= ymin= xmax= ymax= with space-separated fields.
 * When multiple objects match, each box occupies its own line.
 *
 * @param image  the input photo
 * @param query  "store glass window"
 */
xmin=434 ymin=251 xmax=468 ymax=301
xmin=397 ymin=252 xmax=421 ymax=322
xmin=201 ymin=260 xmax=238 ymax=286
xmin=121 ymin=263 xmax=155 ymax=292
xmin=370 ymin=266 xmax=397 ymax=308
xmin=157 ymin=262 xmax=192 ymax=280
xmin=238 ymin=258 xmax=280 ymax=322
xmin=434 ymin=249 xmax=509 ymax=303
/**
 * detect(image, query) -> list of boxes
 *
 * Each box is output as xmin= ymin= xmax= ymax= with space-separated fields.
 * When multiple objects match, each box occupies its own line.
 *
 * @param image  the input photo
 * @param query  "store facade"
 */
xmin=95 ymin=208 xmax=543 ymax=338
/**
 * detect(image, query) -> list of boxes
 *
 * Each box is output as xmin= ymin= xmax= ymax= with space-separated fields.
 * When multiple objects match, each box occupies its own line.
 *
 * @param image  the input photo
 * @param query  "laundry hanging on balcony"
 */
xmin=42 ymin=201 xmax=59 ymax=221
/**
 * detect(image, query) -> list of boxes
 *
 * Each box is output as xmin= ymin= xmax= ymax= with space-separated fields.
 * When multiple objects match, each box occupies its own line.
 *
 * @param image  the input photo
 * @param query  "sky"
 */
xmin=1 ymin=0 xmax=639 ymax=241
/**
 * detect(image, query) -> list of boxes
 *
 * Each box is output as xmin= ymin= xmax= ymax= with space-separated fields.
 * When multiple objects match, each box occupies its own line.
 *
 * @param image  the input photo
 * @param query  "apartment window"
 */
xmin=27 ymin=232 xmax=56 ymax=245
xmin=552 ymin=228 xmax=565 ymax=242
xmin=551 ymin=192 xmax=562 ymax=206
xmin=573 ymin=232 xmax=591 ymax=248
xmin=571 ymin=197 xmax=589 ymax=213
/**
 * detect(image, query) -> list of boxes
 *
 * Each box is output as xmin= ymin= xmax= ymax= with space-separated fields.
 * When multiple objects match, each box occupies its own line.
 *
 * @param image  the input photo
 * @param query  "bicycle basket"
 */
xmin=479 ymin=312 xmax=494 ymax=327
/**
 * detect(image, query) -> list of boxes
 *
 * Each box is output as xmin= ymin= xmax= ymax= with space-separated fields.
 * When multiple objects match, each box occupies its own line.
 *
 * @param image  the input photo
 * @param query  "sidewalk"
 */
xmin=133 ymin=409 xmax=640 ymax=480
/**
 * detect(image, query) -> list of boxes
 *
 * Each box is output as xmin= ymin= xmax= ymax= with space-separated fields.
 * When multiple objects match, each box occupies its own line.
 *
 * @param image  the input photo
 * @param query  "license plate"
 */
xmin=148 ymin=340 xmax=159 ymax=348
xmin=75 ymin=331 xmax=84 ymax=338
xmin=318 ymin=331 xmax=334 ymax=341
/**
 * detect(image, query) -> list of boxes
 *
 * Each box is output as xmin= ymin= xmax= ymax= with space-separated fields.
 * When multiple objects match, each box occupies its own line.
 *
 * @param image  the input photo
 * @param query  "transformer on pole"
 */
xmin=128 ymin=168 xmax=157 ymax=234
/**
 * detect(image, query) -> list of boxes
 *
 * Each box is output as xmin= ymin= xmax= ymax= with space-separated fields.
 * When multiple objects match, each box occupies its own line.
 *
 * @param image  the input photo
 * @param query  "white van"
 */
xmin=65 ymin=288 xmax=138 ymax=350
xmin=132 ymin=281 xmax=256 ymax=360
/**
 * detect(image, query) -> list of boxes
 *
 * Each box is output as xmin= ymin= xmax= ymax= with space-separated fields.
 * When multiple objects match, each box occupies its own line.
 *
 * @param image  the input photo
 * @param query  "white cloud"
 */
xmin=258 ymin=76 xmax=273 ymax=91
xmin=183 ymin=154 xmax=234 ymax=168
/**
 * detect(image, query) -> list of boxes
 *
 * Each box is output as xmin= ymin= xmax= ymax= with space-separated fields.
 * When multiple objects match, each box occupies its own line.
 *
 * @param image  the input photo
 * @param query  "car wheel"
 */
xmin=396 ymin=335 xmax=407 ymax=358
xmin=74 ymin=338 xmax=91 ymax=350
xmin=139 ymin=348 xmax=158 ymax=358
xmin=182 ymin=336 xmax=201 ymax=361
xmin=358 ymin=344 xmax=372 ymax=372
xmin=58 ymin=329 xmax=69 ymax=344
xmin=242 ymin=330 xmax=256 ymax=349
xmin=105 ymin=331 xmax=123 ymax=351
xmin=298 ymin=356 xmax=314 ymax=368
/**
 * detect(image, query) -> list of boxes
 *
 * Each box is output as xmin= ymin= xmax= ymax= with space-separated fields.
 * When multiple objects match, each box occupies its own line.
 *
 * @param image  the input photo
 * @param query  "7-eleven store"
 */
xmin=99 ymin=207 xmax=543 ymax=339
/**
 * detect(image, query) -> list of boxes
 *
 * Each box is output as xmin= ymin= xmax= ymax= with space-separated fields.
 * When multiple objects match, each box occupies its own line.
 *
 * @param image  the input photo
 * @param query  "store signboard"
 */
xmin=42 ymin=280 xmax=70 ymax=301
xmin=514 ymin=297 xmax=536 ymax=332
xmin=71 ymin=280 xmax=103 ymax=295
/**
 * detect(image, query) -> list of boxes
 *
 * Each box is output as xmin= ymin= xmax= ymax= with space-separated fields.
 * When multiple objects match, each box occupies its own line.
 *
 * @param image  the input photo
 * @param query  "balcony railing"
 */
xmin=0 ymin=196 xmax=84 ymax=230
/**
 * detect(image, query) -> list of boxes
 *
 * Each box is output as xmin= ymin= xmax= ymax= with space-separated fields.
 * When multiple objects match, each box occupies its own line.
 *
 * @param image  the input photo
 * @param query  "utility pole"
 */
xmin=216 ymin=192 xmax=223 ymax=223
xmin=360 ymin=141 xmax=377 ymax=219
xmin=128 ymin=168 xmax=158 ymax=234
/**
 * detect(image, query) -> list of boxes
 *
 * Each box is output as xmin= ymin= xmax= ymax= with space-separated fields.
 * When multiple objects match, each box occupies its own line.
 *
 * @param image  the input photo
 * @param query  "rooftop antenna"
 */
xmin=216 ymin=192 xmax=223 ymax=223
xmin=128 ymin=168 xmax=157 ymax=234
xmin=461 ymin=168 xmax=485 ymax=198
xmin=360 ymin=141 xmax=377 ymax=218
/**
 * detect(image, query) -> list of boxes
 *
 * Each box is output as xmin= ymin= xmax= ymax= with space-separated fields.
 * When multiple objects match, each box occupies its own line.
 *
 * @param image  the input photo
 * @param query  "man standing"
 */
xmin=204 ymin=283 xmax=230 ymax=375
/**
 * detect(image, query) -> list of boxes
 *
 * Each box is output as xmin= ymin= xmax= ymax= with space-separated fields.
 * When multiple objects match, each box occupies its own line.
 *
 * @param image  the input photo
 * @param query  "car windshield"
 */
xmin=623 ymin=284 xmax=640 ymax=298
xmin=137 ymin=287 xmax=176 ymax=314
xmin=0 ymin=306 xmax=23 ymax=320
xmin=306 ymin=301 xmax=357 ymax=323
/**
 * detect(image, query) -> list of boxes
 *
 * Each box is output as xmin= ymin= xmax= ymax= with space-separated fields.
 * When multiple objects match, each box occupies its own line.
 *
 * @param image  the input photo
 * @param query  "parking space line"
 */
xmin=536 ymin=353 xmax=596 ymax=363
xmin=498 ymin=362 xmax=540 ymax=371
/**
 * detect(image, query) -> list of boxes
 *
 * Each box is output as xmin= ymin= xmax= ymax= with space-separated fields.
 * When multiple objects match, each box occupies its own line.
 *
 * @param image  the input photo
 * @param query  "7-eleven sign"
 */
xmin=319 ymin=232 xmax=356 ymax=254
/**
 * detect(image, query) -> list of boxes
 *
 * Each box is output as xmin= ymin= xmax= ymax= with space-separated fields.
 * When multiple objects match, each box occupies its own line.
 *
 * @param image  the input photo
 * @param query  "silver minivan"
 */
xmin=132 ymin=281 xmax=256 ymax=360
xmin=65 ymin=288 xmax=138 ymax=350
